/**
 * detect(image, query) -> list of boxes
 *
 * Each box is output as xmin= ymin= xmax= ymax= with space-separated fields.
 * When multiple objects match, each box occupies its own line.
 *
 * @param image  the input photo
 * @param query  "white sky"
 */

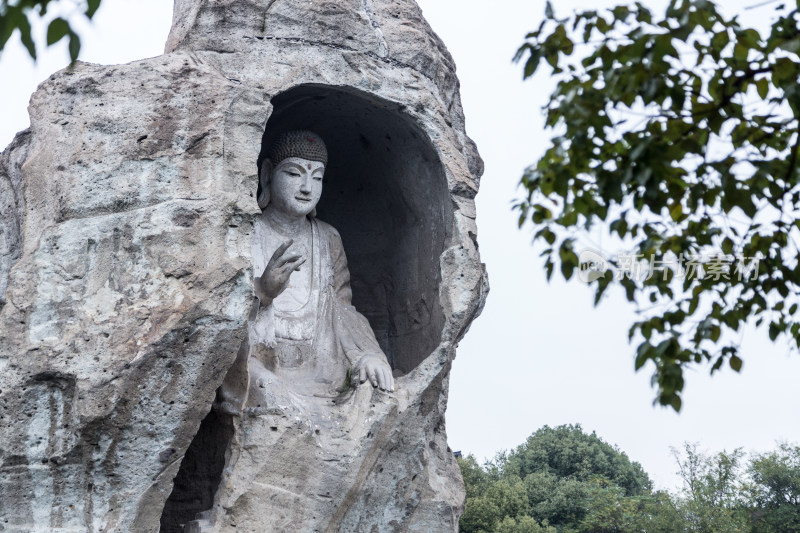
xmin=1 ymin=0 xmax=799 ymax=491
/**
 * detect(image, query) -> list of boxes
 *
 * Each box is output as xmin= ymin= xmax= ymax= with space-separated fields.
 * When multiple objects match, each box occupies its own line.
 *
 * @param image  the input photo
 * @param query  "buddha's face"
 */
xmin=267 ymin=157 xmax=325 ymax=218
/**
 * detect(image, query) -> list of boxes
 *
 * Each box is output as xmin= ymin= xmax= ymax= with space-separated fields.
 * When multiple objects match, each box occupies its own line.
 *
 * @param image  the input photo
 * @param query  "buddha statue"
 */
xmin=217 ymin=131 xmax=395 ymax=414
xmin=184 ymin=132 xmax=398 ymax=531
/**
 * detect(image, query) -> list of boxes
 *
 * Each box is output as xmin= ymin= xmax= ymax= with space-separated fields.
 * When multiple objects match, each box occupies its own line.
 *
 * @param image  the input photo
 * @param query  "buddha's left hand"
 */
xmin=354 ymin=355 xmax=395 ymax=392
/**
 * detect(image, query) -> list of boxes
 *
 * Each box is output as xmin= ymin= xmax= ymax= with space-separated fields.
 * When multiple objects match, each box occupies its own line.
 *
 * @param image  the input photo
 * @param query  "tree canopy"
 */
xmin=498 ymin=424 xmax=652 ymax=497
xmin=0 ymin=0 xmax=100 ymax=61
xmin=459 ymin=424 xmax=657 ymax=532
xmin=748 ymin=443 xmax=800 ymax=532
xmin=459 ymin=425 xmax=800 ymax=532
xmin=515 ymin=0 xmax=800 ymax=410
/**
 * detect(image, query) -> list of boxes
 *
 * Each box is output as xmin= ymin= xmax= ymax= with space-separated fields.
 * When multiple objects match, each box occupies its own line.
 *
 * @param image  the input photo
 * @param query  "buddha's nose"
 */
xmin=300 ymin=177 xmax=312 ymax=193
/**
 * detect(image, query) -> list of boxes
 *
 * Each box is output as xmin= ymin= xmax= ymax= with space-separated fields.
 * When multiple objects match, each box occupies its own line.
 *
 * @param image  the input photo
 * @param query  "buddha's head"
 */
xmin=257 ymin=131 xmax=328 ymax=217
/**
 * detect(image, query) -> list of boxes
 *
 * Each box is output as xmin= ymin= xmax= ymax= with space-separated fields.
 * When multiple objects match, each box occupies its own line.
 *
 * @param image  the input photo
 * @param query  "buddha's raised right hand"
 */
xmin=254 ymin=239 xmax=306 ymax=306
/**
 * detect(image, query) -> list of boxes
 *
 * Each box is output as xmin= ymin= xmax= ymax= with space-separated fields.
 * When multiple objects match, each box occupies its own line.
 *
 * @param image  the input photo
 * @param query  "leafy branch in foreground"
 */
xmin=515 ymin=0 xmax=800 ymax=410
xmin=0 ymin=0 xmax=101 ymax=61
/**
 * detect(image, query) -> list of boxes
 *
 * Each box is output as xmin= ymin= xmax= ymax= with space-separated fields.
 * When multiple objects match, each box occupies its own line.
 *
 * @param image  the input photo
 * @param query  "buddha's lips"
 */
xmin=295 ymin=196 xmax=312 ymax=202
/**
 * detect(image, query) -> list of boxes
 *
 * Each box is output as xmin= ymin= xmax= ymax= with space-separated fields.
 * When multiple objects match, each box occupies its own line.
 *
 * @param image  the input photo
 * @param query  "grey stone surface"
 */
xmin=0 ymin=129 xmax=29 ymax=310
xmin=0 ymin=1 xmax=486 ymax=531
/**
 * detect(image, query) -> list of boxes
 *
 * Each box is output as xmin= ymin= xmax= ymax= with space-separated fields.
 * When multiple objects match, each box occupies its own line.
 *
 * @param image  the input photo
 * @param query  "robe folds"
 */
xmin=184 ymin=217 xmax=398 ymax=533
xmin=217 ymin=215 xmax=390 ymax=412
xmin=186 ymin=217 xmax=399 ymax=532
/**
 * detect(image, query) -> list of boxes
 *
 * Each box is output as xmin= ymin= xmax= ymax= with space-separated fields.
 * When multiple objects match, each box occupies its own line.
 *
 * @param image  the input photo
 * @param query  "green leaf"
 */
xmin=733 ymin=43 xmax=748 ymax=61
xmin=710 ymin=30 xmax=729 ymax=51
xmin=540 ymin=174 xmax=555 ymax=196
xmin=756 ymin=77 xmax=769 ymax=99
xmin=773 ymin=57 xmax=794 ymax=82
xmin=635 ymin=342 xmax=651 ymax=370
xmin=669 ymin=394 xmax=682 ymax=412
xmin=739 ymin=28 xmax=761 ymax=48
xmin=68 ymin=30 xmax=81 ymax=62
xmin=621 ymin=278 xmax=636 ymax=302
xmin=769 ymin=322 xmax=780 ymax=341
xmin=16 ymin=9 xmax=36 ymax=60
xmin=87 ymin=0 xmax=102 ymax=18
xmin=612 ymin=5 xmax=630 ymax=20
xmin=523 ymin=53 xmax=540 ymax=79
xmin=669 ymin=202 xmax=683 ymax=222
xmin=559 ymin=244 xmax=579 ymax=280
xmin=46 ymin=17 xmax=69 ymax=46
xmin=729 ymin=354 xmax=743 ymax=372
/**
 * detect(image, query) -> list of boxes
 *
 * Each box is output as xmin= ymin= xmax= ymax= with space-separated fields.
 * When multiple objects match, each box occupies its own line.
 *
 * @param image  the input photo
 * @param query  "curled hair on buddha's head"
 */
xmin=257 ymin=130 xmax=328 ymax=211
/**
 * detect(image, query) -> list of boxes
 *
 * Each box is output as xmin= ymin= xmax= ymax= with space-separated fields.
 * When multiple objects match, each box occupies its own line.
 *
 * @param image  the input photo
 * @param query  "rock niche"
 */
xmin=0 ymin=0 xmax=487 ymax=531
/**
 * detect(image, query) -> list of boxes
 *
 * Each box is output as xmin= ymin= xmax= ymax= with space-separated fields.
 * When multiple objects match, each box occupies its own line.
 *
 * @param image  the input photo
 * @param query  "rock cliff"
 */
xmin=0 ymin=1 xmax=486 ymax=531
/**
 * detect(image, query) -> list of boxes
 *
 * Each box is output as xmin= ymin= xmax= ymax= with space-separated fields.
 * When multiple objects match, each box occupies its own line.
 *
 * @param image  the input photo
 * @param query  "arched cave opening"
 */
xmin=262 ymin=84 xmax=451 ymax=375
xmin=160 ymin=84 xmax=450 ymax=531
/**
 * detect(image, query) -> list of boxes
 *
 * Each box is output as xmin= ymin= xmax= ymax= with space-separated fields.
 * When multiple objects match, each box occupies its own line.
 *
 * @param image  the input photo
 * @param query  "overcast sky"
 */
xmin=2 ymin=0 xmax=799 ymax=491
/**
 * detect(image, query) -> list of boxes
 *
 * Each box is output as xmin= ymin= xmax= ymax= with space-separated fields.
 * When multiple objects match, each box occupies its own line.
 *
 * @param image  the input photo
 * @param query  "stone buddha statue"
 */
xmin=185 ymin=131 xmax=399 ymax=532
xmin=218 ymin=130 xmax=395 ymax=413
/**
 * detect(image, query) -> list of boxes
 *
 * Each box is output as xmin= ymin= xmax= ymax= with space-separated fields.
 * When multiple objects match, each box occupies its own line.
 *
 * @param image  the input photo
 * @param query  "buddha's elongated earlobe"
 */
xmin=257 ymin=159 xmax=273 ymax=210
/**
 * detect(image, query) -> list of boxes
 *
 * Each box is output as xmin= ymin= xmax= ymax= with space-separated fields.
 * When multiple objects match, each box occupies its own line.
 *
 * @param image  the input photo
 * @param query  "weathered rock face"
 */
xmin=0 ymin=1 xmax=486 ymax=531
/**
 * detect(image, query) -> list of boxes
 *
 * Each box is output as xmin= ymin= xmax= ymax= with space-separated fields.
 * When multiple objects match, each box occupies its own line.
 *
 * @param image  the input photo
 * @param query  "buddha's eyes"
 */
xmin=280 ymin=166 xmax=323 ymax=180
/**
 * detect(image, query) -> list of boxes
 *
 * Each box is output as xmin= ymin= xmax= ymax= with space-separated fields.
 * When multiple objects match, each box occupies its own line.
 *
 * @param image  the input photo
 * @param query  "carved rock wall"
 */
xmin=0 ymin=1 xmax=486 ymax=531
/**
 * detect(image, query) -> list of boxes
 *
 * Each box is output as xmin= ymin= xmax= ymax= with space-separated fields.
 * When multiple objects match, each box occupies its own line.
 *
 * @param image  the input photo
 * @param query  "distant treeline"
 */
xmin=458 ymin=424 xmax=800 ymax=533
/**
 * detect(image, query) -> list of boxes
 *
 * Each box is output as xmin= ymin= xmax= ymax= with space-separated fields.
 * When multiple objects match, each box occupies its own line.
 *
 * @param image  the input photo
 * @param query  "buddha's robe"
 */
xmin=188 ymin=216 xmax=398 ymax=533
xmin=217 ymin=215 xmax=389 ymax=411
